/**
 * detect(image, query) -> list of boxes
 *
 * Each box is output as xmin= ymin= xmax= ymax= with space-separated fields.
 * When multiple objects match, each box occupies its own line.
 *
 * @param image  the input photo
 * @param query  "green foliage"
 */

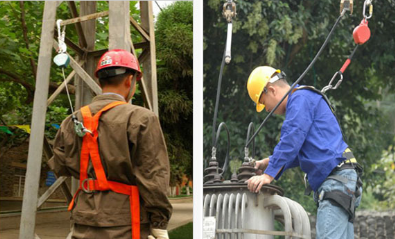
xmin=0 ymin=2 xmax=142 ymax=138
xmin=181 ymin=186 xmax=193 ymax=195
xmin=204 ymin=0 xmax=395 ymax=212
xmin=168 ymin=222 xmax=193 ymax=239
xmin=156 ymin=2 xmax=193 ymax=186
xmin=369 ymin=144 xmax=395 ymax=209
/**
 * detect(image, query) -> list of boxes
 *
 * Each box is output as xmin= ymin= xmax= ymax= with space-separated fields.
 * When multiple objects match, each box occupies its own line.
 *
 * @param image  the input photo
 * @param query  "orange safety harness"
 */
xmin=68 ymin=101 xmax=140 ymax=239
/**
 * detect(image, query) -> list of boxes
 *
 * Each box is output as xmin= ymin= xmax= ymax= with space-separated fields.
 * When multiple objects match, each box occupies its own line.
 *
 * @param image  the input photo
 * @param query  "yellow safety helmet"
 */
xmin=247 ymin=66 xmax=281 ymax=112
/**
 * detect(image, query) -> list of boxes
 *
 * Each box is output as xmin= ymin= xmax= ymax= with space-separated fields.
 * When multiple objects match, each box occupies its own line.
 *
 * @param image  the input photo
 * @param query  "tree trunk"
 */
xmin=170 ymin=186 xmax=176 ymax=197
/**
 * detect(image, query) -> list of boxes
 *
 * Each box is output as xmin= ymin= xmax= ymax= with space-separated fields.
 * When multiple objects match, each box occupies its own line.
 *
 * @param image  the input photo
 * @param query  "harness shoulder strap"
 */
xmin=79 ymin=101 xmax=127 ymax=188
xmin=292 ymin=85 xmax=335 ymax=112
xmin=292 ymin=85 xmax=346 ymax=140
xmin=69 ymin=101 xmax=141 ymax=239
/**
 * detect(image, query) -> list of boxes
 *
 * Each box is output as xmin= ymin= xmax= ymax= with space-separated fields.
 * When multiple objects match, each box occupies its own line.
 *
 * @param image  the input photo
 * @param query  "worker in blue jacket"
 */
xmin=245 ymin=66 xmax=363 ymax=239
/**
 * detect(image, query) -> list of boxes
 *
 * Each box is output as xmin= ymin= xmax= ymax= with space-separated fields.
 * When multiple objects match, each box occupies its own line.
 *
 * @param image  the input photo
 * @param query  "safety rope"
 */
xmin=54 ymin=19 xmax=91 ymax=137
xmin=322 ymin=0 xmax=373 ymax=93
xmin=244 ymin=122 xmax=256 ymax=162
xmin=246 ymin=9 xmax=348 ymax=147
xmin=211 ymin=0 xmax=236 ymax=147
xmin=62 ymin=67 xmax=75 ymax=115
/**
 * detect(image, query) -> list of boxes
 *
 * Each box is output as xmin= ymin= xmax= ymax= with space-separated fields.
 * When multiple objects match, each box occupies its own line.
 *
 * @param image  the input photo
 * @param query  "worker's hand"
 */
xmin=254 ymin=158 xmax=269 ymax=175
xmin=147 ymin=229 xmax=169 ymax=239
xmin=246 ymin=174 xmax=274 ymax=193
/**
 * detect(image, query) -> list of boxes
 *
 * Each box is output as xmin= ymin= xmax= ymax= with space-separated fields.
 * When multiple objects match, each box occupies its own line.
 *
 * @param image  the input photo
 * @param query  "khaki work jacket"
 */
xmin=48 ymin=94 xmax=172 ymax=232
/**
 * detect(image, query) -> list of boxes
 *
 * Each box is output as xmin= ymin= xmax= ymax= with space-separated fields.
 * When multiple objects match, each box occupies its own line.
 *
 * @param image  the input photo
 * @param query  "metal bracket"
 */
xmin=340 ymin=0 xmax=353 ymax=15
xmin=222 ymin=0 xmax=236 ymax=23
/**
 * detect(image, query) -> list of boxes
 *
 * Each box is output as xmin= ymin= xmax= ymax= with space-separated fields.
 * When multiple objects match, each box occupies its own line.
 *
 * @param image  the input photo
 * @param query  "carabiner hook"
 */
xmin=222 ymin=0 xmax=236 ymax=23
xmin=321 ymin=71 xmax=343 ymax=93
xmin=363 ymin=0 xmax=373 ymax=20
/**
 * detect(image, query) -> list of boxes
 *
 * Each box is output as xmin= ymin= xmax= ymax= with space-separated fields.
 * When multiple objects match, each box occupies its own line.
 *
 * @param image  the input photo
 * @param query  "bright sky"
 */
xmin=152 ymin=1 xmax=175 ymax=17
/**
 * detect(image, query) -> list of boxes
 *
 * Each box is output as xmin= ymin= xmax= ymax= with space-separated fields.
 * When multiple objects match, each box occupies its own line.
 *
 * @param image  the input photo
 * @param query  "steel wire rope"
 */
xmin=211 ymin=46 xmax=227 ymax=147
xmin=245 ymin=122 xmax=256 ymax=159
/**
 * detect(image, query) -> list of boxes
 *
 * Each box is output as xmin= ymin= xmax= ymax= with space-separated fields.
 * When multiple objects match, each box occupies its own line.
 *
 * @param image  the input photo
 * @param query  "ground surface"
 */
xmin=0 ymin=197 xmax=192 ymax=239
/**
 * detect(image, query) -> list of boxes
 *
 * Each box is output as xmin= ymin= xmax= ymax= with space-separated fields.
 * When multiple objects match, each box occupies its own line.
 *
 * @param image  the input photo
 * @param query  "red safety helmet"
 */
xmin=95 ymin=49 xmax=142 ymax=80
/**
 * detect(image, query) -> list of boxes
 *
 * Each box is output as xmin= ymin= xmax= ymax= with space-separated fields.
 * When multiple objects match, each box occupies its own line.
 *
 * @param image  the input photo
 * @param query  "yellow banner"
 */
xmin=9 ymin=125 xmax=31 ymax=134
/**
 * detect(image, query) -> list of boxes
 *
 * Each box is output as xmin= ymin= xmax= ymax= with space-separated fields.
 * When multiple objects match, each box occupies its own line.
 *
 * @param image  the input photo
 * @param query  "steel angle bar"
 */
xmin=47 ymin=59 xmax=85 ymax=107
xmin=37 ymin=176 xmax=68 ymax=208
xmin=130 ymin=16 xmax=150 ymax=42
xmin=60 ymin=11 xmax=109 ymax=26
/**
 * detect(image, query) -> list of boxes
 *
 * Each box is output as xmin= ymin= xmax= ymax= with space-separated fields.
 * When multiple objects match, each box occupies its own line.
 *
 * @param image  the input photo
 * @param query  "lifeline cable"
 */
xmin=211 ymin=48 xmax=227 ymax=146
xmin=246 ymin=10 xmax=347 ymax=148
xmin=211 ymin=0 xmax=236 ymax=147
xmin=62 ymin=67 xmax=75 ymax=115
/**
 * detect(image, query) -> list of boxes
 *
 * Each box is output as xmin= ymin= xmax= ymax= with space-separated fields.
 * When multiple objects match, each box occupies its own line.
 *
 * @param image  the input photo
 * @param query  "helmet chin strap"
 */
xmin=126 ymin=74 xmax=137 ymax=103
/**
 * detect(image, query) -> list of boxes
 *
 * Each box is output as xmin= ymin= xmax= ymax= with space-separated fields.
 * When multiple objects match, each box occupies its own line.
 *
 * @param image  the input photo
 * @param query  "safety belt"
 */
xmin=68 ymin=101 xmax=140 ymax=239
xmin=294 ymin=86 xmax=363 ymax=222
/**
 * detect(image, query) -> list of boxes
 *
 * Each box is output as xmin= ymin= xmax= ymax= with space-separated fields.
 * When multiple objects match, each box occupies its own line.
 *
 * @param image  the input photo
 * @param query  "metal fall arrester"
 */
xmin=353 ymin=0 xmax=372 ymax=45
xmin=53 ymin=20 xmax=70 ymax=67
xmin=322 ymin=0 xmax=373 ymax=94
xmin=222 ymin=0 xmax=236 ymax=64
xmin=53 ymin=19 xmax=91 ymax=137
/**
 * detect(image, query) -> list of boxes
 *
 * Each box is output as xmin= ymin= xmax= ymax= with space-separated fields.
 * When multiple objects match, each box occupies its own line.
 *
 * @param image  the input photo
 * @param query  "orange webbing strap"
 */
xmin=83 ymin=180 xmax=141 ymax=239
xmin=68 ymin=101 xmax=141 ymax=239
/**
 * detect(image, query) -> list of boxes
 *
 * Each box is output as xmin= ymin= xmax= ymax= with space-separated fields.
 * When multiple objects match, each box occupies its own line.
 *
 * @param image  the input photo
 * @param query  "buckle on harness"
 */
xmin=337 ymin=161 xmax=345 ymax=168
xmin=81 ymin=178 xmax=95 ymax=193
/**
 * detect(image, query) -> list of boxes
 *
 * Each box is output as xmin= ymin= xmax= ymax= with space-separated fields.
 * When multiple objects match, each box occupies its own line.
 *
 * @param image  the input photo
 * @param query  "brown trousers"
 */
xmin=71 ymin=223 xmax=150 ymax=239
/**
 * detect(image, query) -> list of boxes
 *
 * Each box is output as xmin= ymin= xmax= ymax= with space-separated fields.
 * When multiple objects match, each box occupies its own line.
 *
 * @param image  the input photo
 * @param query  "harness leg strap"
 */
xmin=322 ymin=190 xmax=356 ymax=222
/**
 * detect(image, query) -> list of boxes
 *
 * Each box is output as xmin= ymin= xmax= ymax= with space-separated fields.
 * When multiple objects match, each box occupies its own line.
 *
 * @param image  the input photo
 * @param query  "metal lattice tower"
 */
xmin=19 ymin=2 xmax=157 ymax=238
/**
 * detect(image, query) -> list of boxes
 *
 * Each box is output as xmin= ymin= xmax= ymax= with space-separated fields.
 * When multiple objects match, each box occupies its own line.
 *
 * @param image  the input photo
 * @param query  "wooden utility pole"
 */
xmin=19 ymin=3 xmax=57 ymax=239
xmin=19 ymin=2 xmax=157 ymax=238
xmin=140 ymin=2 xmax=158 ymax=115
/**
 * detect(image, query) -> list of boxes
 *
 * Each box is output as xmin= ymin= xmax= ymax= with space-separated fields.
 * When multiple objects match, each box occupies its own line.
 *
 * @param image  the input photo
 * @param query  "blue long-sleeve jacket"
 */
xmin=264 ymin=86 xmax=348 ymax=191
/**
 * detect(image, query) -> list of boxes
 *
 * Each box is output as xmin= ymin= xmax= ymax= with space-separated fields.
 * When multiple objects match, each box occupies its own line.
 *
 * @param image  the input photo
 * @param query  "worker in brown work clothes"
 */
xmin=48 ymin=49 xmax=172 ymax=239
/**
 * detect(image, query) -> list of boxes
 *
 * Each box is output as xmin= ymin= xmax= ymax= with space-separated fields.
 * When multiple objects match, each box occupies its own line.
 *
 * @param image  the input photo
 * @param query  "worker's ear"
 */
xmin=124 ymin=74 xmax=132 ymax=88
xmin=267 ymin=85 xmax=276 ymax=95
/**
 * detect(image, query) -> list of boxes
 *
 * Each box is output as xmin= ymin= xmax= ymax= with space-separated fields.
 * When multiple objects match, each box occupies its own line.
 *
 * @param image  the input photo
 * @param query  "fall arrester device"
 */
xmin=246 ymin=0 xmax=373 ymax=148
xmin=53 ymin=19 xmax=92 ymax=137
